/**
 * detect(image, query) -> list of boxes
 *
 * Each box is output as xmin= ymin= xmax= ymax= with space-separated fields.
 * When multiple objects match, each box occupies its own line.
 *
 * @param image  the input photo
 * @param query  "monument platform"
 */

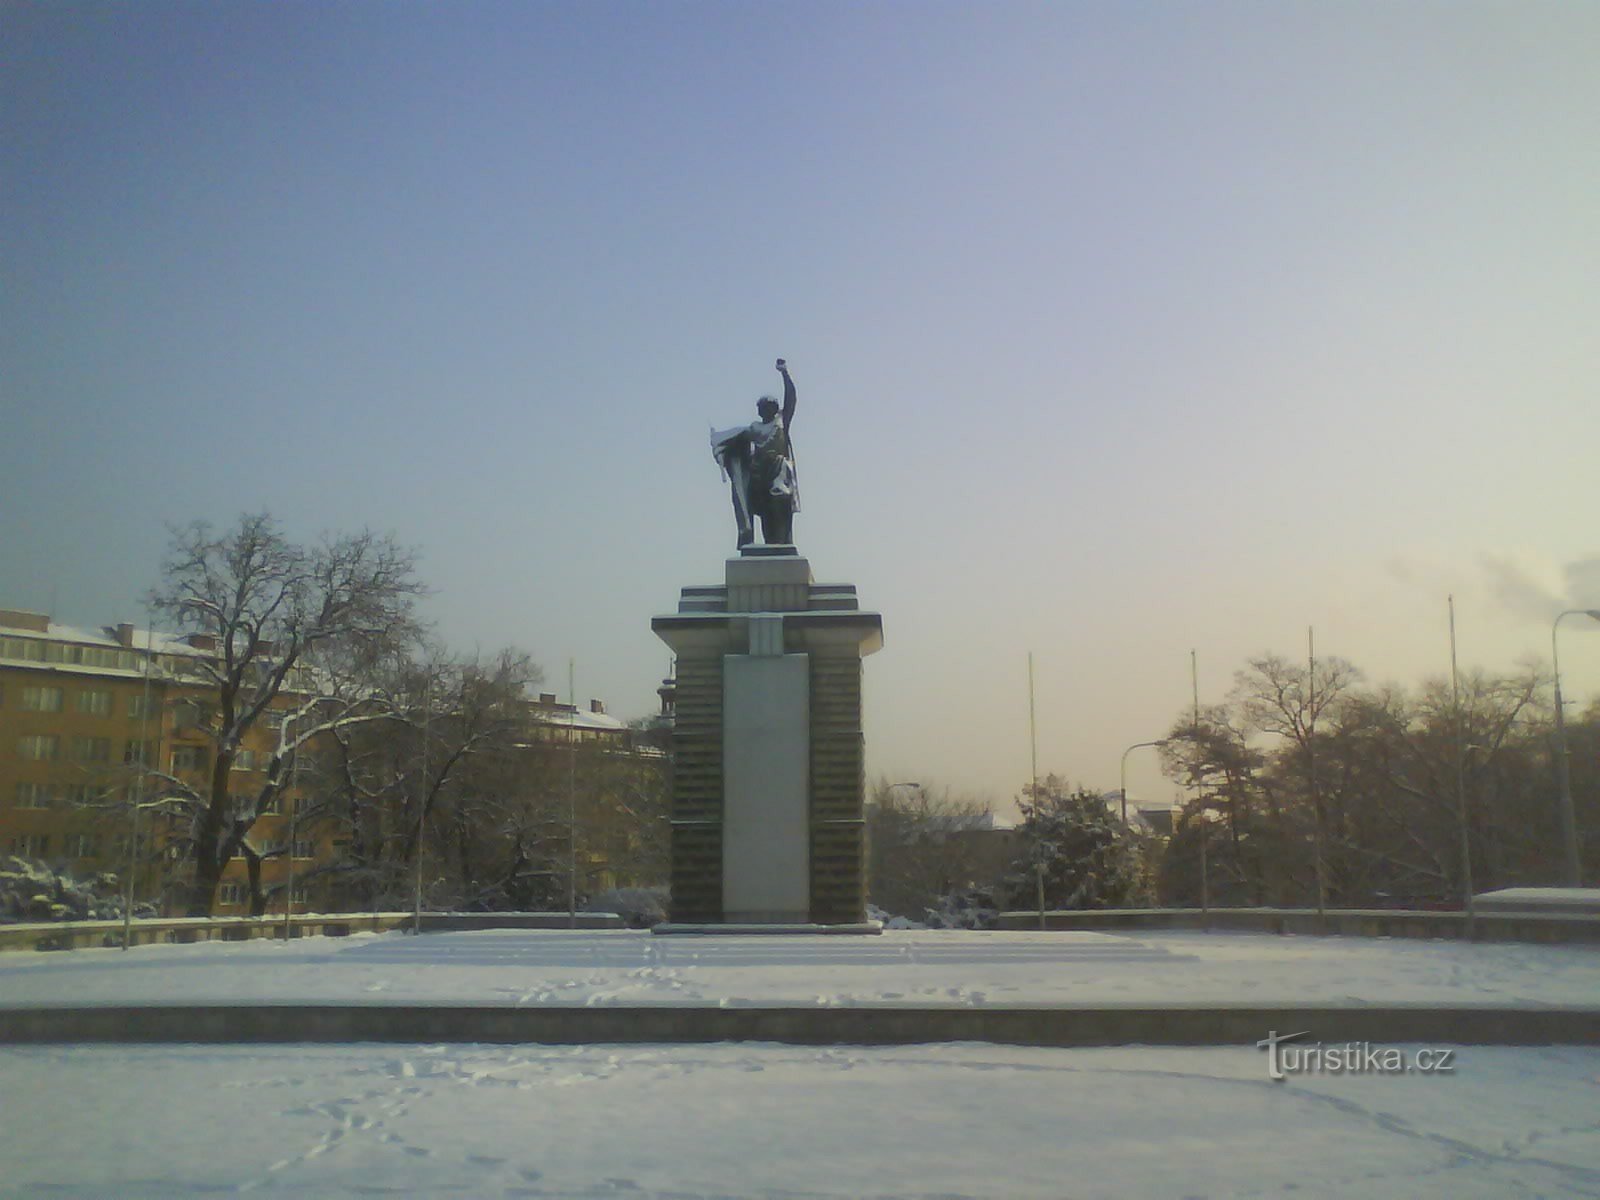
xmin=652 ymin=547 xmax=882 ymax=927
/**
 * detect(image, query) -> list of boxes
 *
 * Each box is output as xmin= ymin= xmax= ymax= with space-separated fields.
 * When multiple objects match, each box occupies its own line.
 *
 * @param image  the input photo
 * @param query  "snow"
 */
xmin=2 ymin=929 xmax=1599 ymax=1197
xmin=2 ymin=1041 xmax=1597 ymax=1197
xmin=1476 ymin=888 xmax=1600 ymax=913
xmin=2 ymin=927 xmax=1598 ymax=1009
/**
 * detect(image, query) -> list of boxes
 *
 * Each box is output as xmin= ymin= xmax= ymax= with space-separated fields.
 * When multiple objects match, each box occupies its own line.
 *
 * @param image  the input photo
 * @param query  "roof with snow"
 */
xmin=0 ymin=614 xmax=202 ymax=658
xmin=527 ymin=704 xmax=628 ymax=733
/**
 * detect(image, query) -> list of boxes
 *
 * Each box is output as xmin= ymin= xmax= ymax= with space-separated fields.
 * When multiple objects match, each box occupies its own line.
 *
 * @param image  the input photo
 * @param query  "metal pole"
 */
xmin=1192 ymin=650 xmax=1207 ymax=922
xmin=1309 ymin=626 xmax=1325 ymax=918
xmin=1551 ymin=610 xmax=1598 ymax=887
xmin=1450 ymin=596 xmax=1476 ymax=929
xmin=1120 ymin=741 xmax=1169 ymax=826
xmin=1028 ymin=652 xmax=1042 ymax=929
xmin=568 ymin=658 xmax=578 ymax=929
xmin=282 ymin=722 xmax=298 ymax=942
xmin=413 ymin=675 xmax=430 ymax=935
xmin=124 ymin=616 xmax=156 ymax=951
xmin=1027 ymin=652 xmax=1038 ymax=801
xmin=1121 ymin=747 xmax=1130 ymax=827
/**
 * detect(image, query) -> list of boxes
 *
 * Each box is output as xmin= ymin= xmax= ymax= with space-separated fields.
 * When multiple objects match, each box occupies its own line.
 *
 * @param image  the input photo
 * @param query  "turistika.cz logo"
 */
xmin=1256 ymin=1030 xmax=1457 ymax=1081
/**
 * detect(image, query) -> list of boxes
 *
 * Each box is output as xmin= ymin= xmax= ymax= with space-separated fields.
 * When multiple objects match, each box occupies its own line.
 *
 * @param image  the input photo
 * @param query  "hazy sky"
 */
xmin=4 ymin=1 xmax=1598 ymax=813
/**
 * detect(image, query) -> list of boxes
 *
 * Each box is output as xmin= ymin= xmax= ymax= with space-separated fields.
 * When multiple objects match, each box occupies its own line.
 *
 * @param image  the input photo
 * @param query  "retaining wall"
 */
xmin=2 ymin=1003 xmax=1596 ymax=1047
xmin=0 ymin=910 xmax=623 ymax=953
xmin=995 ymin=907 xmax=1600 ymax=944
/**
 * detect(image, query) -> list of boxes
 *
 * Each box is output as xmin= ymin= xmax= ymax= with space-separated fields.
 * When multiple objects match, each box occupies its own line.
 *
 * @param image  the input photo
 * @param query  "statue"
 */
xmin=710 ymin=358 xmax=798 ymax=548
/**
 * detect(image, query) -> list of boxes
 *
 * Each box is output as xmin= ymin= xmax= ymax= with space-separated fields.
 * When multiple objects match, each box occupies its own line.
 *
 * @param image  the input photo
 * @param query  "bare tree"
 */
xmin=1231 ymin=653 xmax=1361 ymax=906
xmin=1349 ymin=668 xmax=1545 ymax=896
xmin=149 ymin=513 xmax=426 ymax=915
xmin=866 ymin=780 xmax=999 ymax=920
xmin=292 ymin=646 xmax=542 ymax=911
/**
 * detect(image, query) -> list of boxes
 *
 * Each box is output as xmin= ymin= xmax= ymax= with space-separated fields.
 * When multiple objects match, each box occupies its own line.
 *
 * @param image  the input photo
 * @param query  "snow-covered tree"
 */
xmin=1002 ymin=776 xmax=1145 ymax=910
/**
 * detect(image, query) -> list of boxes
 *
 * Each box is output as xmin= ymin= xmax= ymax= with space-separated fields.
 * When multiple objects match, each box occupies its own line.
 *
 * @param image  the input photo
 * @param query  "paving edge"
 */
xmin=2 ymin=1004 xmax=1597 ymax=1047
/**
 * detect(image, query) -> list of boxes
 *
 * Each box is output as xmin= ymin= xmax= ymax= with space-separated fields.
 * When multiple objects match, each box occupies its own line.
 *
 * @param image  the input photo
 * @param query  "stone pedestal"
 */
xmin=652 ymin=547 xmax=883 ymax=925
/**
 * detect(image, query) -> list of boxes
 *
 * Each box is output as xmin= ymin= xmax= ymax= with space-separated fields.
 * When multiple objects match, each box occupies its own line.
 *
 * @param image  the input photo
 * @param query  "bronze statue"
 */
xmin=711 ymin=359 xmax=798 ymax=548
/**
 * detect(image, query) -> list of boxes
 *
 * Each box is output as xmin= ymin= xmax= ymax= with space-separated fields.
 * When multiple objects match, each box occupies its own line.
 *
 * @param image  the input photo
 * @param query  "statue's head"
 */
xmin=756 ymin=396 xmax=780 ymax=420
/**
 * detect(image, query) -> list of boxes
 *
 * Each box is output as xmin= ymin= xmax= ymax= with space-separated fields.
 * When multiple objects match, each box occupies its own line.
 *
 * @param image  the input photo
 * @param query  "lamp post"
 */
xmin=1119 ymin=740 xmax=1169 ymax=825
xmin=1552 ymin=609 xmax=1600 ymax=887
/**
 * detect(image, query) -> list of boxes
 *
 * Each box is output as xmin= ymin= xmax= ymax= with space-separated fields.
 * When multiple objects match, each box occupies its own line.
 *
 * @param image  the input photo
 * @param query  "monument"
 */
xmin=652 ymin=360 xmax=883 ymax=928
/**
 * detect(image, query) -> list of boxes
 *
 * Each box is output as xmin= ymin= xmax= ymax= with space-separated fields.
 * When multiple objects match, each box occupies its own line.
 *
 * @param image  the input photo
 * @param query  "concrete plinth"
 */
xmin=652 ymin=547 xmax=883 ymax=926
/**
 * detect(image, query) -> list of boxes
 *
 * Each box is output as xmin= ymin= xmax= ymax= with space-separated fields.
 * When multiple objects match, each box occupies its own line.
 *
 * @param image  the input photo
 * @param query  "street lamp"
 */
xmin=1119 ymin=740 xmax=1170 ymax=825
xmin=1552 ymin=609 xmax=1600 ymax=887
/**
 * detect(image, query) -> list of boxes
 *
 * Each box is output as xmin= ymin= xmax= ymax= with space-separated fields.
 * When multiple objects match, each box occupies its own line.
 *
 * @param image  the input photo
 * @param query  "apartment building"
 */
xmin=3 ymin=607 xmax=672 ymax=915
xmin=0 ymin=608 xmax=319 ymax=915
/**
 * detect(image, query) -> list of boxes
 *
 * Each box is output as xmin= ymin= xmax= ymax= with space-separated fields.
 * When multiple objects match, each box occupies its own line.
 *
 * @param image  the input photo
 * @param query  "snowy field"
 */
xmin=2 ymin=929 xmax=1600 ymax=1197
xmin=3 ymin=926 xmax=1600 ymax=1008
xmin=3 ymin=1041 xmax=1599 ymax=1198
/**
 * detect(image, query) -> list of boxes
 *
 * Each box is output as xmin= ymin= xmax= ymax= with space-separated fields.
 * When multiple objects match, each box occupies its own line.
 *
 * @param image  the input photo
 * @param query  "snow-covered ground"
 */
xmin=3 ymin=1041 xmax=1599 ymax=1198
xmin=1 ymin=927 xmax=1599 ymax=1008
xmin=2 ymin=929 xmax=1599 ymax=1197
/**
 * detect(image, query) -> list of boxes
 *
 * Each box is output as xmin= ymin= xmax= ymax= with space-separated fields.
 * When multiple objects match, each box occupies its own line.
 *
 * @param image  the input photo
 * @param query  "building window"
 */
xmin=62 ymin=833 xmax=99 ymax=858
xmin=70 ymin=736 xmax=112 ymax=763
xmin=9 ymin=834 xmax=50 ymax=857
xmin=76 ymin=689 xmax=113 ymax=716
xmin=218 ymin=882 xmax=247 ymax=906
xmin=128 ymin=694 xmax=153 ymax=719
xmin=0 ymin=638 xmax=47 ymax=661
xmin=292 ymin=840 xmax=314 ymax=859
xmin=289 ymin=883 xmax=308 ymax=904
xmin=123 ymin=739 xmax=155 ymax=766
xmin=62 ymin=783 xmax=104 ymax=807
xmin=171 ymin=745 xmax=207 ymax=772
xmin=261 ymin=795 xmax=283 ymax=815
xmin=111 ymin=832 xmax=149 ymax=859
xmin=18 ymin=734 xmax=59 ymax=761
xmin=14 ymin=783 xmax=55 ymax=809
xmin=174 ymin=701 xmax=215 ymax=731
xmin=21 ymin=686 xmax=64 ymax=712
xmin=233 ymin=749 xmax=260 ymax=771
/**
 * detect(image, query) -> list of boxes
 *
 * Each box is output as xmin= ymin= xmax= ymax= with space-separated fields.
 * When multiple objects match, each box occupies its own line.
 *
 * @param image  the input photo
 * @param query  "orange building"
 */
xmin=0 ymin=608 xmax=321 ymax=915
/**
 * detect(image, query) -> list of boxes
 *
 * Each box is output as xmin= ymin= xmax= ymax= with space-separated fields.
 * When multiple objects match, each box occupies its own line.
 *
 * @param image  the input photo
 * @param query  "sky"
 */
xmin=3 ymin=1 xmax=1598 ymax=814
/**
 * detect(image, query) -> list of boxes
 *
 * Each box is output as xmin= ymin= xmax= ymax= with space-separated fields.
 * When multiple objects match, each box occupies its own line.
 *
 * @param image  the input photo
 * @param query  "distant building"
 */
xmin=1104 ymin=790 xmax=1177 ymax=838
xmin=525 ymin=692 xmax=631 ymax=746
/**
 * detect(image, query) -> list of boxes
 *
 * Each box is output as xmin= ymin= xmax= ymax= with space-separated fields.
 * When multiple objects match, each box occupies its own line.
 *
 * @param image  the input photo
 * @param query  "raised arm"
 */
xmin=777 ymin=358 xmax=796 ymax=429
